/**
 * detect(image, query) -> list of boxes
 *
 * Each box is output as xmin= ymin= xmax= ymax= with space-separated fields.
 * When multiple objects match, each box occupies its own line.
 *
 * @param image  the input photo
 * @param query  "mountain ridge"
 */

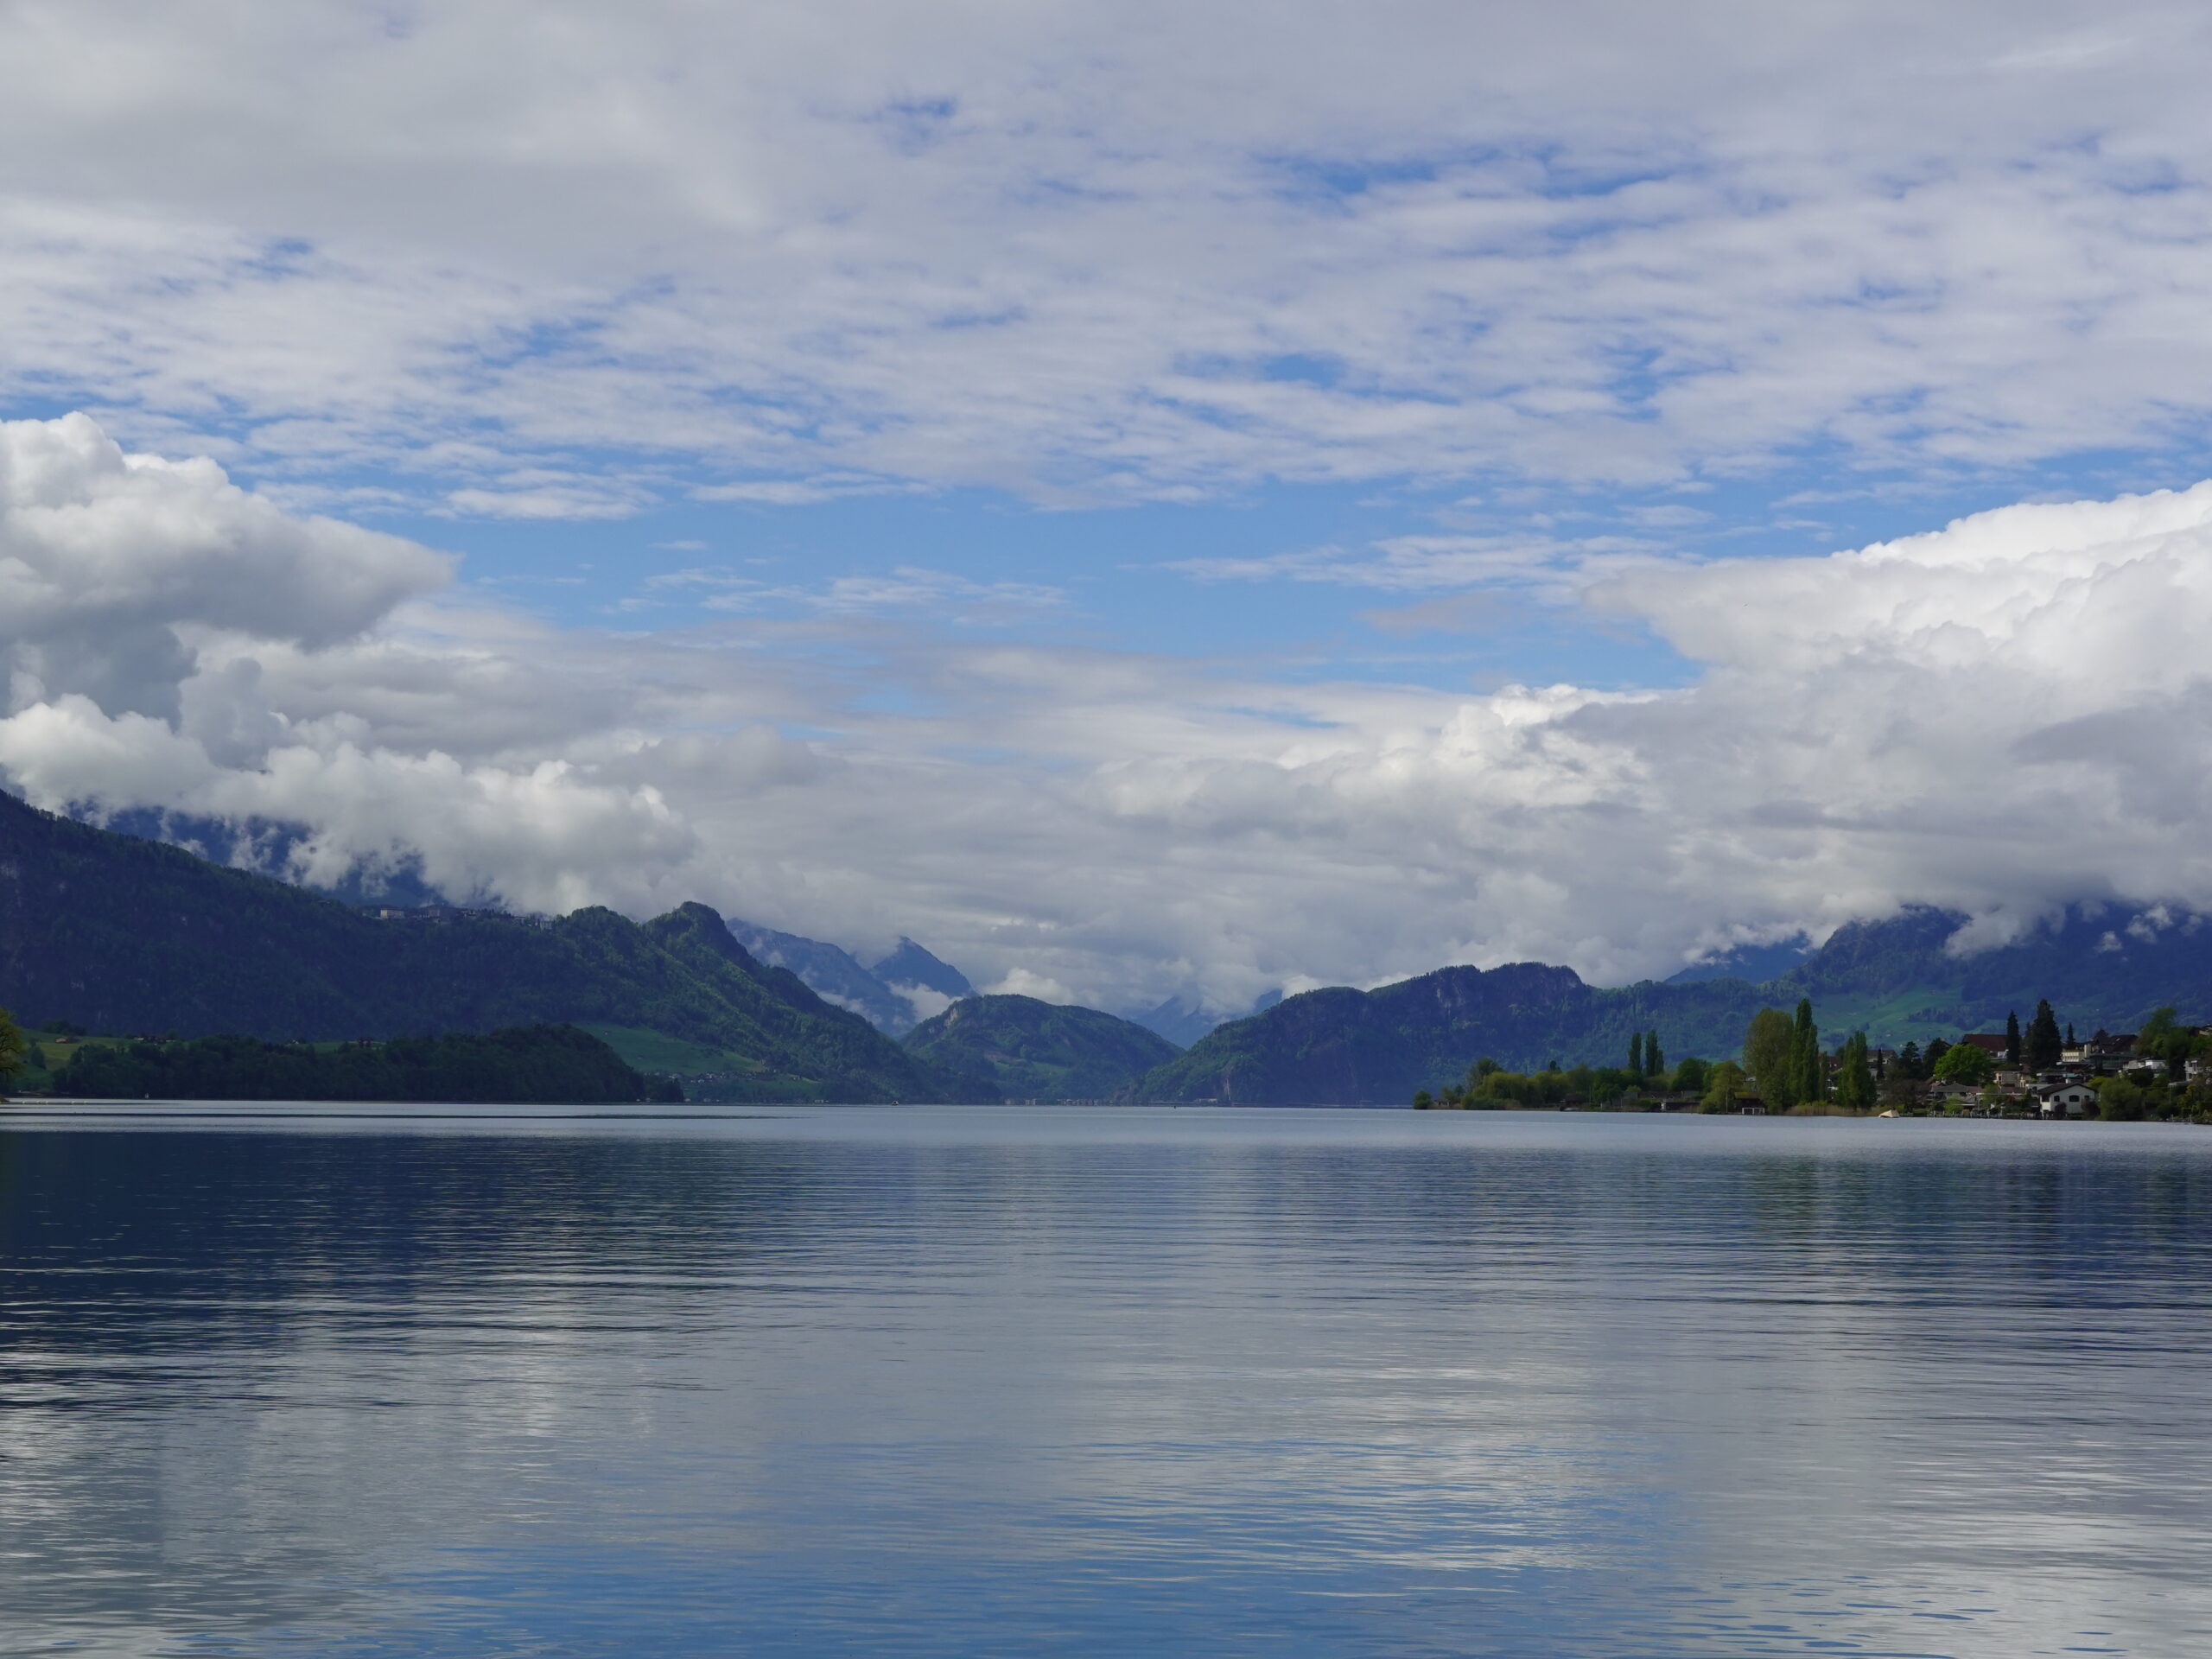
xmin=0 ymin=791 xmax=966 ymax=1102
xmin=1132 ymin=903 xmax=2212 ymax=1104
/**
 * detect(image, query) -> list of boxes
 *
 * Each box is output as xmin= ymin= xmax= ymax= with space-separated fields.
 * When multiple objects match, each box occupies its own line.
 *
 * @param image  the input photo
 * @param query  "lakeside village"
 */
xmin=1414 ymin=999 xmax=2212 ymax=1122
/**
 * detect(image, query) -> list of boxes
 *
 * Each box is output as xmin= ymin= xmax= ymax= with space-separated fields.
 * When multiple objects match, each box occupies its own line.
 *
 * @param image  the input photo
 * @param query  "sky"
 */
xmin=8 ymin=1 xmax=2212 ymax=1015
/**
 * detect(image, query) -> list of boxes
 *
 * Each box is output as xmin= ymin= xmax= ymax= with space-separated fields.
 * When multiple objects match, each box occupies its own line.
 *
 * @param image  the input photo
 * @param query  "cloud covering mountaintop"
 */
xmin=6 ymin=414 xmax=2212 ymax=1013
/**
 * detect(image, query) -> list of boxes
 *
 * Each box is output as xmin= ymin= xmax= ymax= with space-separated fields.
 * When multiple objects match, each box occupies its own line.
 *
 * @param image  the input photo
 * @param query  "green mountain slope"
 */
xmin=1130 ymin=964 xmax=1770 ymax=1104
xmin=642 ymin=903 xmax=963 ymax=1100
xmin=0 ymin=791 xmax=955 ymax=1101
xmin=903 ymin=995 xmax=1179 ymax=1099
xmin=1771 ymin=905 xmax=2212 ymax=1039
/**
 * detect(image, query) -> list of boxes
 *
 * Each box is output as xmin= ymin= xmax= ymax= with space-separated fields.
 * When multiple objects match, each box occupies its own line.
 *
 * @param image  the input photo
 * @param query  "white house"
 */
xmin=2039 ymin=1084 xmax=2098 ymax=1118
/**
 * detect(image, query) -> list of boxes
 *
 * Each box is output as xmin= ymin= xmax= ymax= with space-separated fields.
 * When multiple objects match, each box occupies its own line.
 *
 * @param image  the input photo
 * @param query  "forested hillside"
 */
xmin=0 ymin=792 xmax=963 ymax=1102
xmin=642 ymin=904 xmax=963 ymax=1099
xmin=904 ymin=995 xmax=1179 ymax=1099
xmin=1768 ymin=905 xmax=2212 ymax=1039
xmin=1133 ymin=964 xmax=1769 ymax=1104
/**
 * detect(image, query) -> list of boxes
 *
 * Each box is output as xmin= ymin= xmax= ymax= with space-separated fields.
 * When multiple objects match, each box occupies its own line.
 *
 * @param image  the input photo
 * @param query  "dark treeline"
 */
xmin=54 ymin=1025 xmax=683 ymax=1104
xmin=1415 ymin=1032 xmax=1713 ymax=1111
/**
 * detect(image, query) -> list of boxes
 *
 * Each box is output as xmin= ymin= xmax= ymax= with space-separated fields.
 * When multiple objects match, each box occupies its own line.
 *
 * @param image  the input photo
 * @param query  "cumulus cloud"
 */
xmin=0 ymin=413 xmax=448 ymax=719
xmin=0 ymin=695 xmax=695 ymax=916
xmin=0 ymin=416 xmax=690 ymax=914
xmin=3 ymin=4 xmax=2212 ymax=505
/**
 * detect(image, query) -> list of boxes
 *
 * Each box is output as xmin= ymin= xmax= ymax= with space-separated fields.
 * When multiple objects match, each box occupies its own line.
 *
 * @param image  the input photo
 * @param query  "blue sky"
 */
xmin=7 ymin=2 xmax=2212 ymax=1009
xmin=421 ymin=449 xmax=2203 ymax=680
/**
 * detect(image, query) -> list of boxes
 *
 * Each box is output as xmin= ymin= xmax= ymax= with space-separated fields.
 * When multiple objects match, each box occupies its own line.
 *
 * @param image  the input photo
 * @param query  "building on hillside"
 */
xmin=1958 ymin=1033 xmax=2012 ymax=1057
xmin=2061 ymin=1033 xmax=2137 ymax=1071
xmin=2040 ymin=1083 xmax=2098 ymax=1118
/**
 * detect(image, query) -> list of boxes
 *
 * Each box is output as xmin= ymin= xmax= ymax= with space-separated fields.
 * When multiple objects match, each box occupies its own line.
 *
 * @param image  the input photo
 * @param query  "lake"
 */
xmin=1 ymin=1105 xmax=2208 ymax=1656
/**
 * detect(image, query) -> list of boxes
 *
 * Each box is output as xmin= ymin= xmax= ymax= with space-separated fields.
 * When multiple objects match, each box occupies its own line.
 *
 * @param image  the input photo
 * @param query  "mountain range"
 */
xmin=1130 ymin=905 xmax=2212 ymax=1103
xmin=726 ymin=919 xmax=973 ymax=1034
xmin=80 ymin=805 xmax=1271 ymax=1046
xmin=16 ymin=788 xmax=2212 ymax=1108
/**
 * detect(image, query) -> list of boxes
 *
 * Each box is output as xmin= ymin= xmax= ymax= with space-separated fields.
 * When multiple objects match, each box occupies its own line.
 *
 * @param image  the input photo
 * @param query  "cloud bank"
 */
xmin=4 ymin=3 xmax=2212 ymax=508
xmin=6 ymin=416 xmax=2212 ymax=1013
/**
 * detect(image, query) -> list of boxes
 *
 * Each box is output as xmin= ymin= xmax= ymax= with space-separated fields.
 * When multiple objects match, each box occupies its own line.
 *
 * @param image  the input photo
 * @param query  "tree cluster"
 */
xmin=1878 ymin=999 xmax=2212 ymax=1118
xmin=0 ymin=1005 xmax=27 ymax=1098
xmin=55 ymin=1025 xmax=683 ymax=1105
xmin=1739 ymin=999 xmax=1835 ymax=1110
xmin=1415 ymin=1045 xmax=1709 ymax=1109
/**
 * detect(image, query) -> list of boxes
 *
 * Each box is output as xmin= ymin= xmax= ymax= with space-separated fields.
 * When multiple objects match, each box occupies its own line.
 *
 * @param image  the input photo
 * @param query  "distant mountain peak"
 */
xmin=872 ymin=937 xmax=975 ymax=999
xmin=905 ymin=993 xmax=1179 ymax=1101
xmin=723 ymin=917 xmax=916 ymax=1033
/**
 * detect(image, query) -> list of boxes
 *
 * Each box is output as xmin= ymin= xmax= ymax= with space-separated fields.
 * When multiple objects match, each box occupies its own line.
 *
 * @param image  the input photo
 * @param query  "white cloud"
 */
xmin=3 ymin=5 xmax=2212 ymax=506
xmin=0 ymin=413 xmax=448 ymax=720
xmin=0 ymin=693 xmax=696 ymax=918
xmin=0 ymin=416 xmax=686 ymax=912
xmin=13 ymin=423 xmax=2212 ymax=1016
xmin=444 ymin=486 xmax=642 ymax=520
xmin=983 ymin=969 xmax=1072 ymax=1005
xmin=1166 ymin=534 xmax=1679 ymax=597
xmin=693 ymin=475 xmax=916 ymax=506
xmin=646 ymin=563 xmax=1065 ymax=620
xmin=889 ymin=984 xmax=961 ymax=1024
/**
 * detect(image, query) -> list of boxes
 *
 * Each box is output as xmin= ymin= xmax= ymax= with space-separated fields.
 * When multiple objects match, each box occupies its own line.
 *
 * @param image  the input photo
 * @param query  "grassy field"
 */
xmin=576 ymin=1024 xmax=768 ymax=1077
xmin=27 ymin=1034 xmax=125 ymax=1073
xmin=3 ymin=1033 xmax=114 ymax=1096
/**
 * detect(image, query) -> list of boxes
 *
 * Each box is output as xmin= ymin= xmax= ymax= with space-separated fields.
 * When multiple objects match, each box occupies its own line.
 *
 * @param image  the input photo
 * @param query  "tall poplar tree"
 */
xmin=1789 ymin=998 xmax=1823 ymax=1106
xmin=1645 ymin=1030 xmax=1664 ymax=1083
xmin=2005 ymin=1010 xmax=2022 ymax=1065
xmin=1628 ymin=1032 xmax=1644 ymax=1077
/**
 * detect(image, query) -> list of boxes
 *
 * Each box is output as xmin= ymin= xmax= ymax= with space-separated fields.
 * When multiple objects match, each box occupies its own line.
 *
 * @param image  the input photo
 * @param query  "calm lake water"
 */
xmin=1 ymin=1106 xmax=2209 ymax=1656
